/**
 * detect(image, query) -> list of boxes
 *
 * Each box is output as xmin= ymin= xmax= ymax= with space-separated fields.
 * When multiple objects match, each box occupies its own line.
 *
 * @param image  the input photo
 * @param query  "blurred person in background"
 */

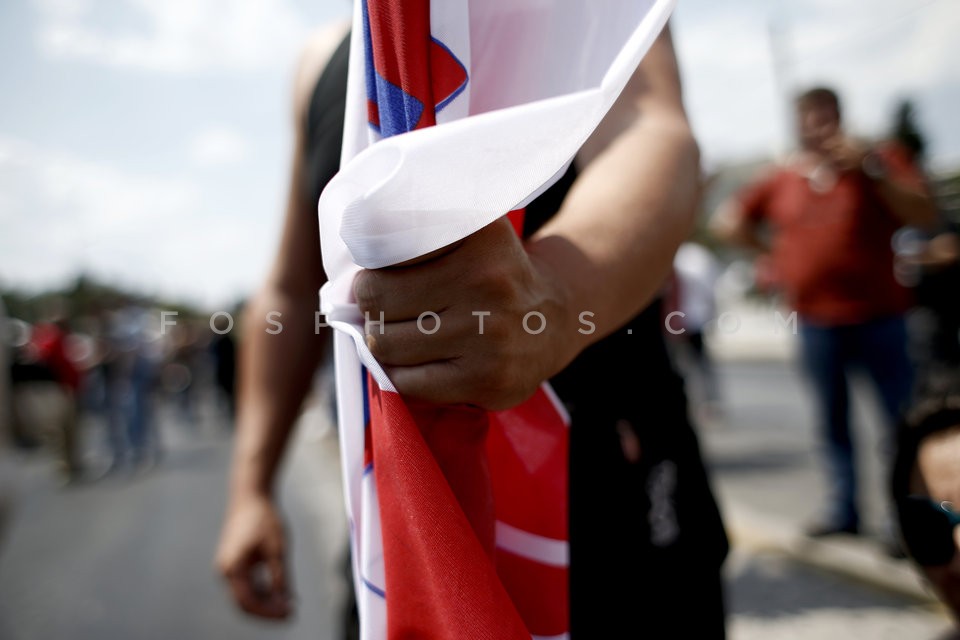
xmin=216 ymin=16 xmax=729 ymax=640
xmin=126 ymin=308 xmax=163 ymax=469
xmin=907 ymin=226 xmax=960 ymax=391
xmin=102 ymin=305 xmax=163 ymax=472
xmin=25 ymin=311 xmax=84 ymax=483
xmin=668 ymin=240 xmax=723 ymax=424
xmin=210 ymin=312 xmax=238 ymax=423
xmin=887 ymin=99 xmax=960 ymax=396
xmin=98 ymin=308 xmax=127 ymax=472
xmin=160 ymin=319 xmax=204 ymax=428
xmin=0 ymin=297 xmax=11 ymax=450
xmin=713 ymin=86 xmax=937 ymax=538
xmin=893 ymin=390 xmax=960 ymax=636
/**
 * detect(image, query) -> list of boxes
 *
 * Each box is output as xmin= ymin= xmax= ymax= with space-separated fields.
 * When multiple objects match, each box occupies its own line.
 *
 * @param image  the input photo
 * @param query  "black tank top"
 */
xmin=303 ymin=33 xmax=350 ymax=210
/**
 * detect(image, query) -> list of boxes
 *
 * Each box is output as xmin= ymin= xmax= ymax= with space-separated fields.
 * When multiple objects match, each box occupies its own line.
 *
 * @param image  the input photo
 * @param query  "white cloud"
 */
xmin=0 ymin=136 xmax=276 ymax=307
xmin=35 ymin=0 xmax=310 ymax=73
xmin=188 ymin=125 xmax=250 ymax=167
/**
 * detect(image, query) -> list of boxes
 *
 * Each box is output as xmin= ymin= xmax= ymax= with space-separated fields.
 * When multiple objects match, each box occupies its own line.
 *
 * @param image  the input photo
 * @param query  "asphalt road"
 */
xmin=0 ymin=402 xmax=346 ymax=640
xmin=0 ymin=365 xmax=955 ymax=640
xmin=725 ymin=548 xmax=950 ymax=640
xmin=696 ymin=358 xmax=899 ymax=535
xmin=699 ymin=358 xmax=954 ymax=639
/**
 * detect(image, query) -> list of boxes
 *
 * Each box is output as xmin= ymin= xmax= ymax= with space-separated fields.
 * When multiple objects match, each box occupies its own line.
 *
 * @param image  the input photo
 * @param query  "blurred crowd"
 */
xmin=1 ymin=294 xmax=239 ymax=483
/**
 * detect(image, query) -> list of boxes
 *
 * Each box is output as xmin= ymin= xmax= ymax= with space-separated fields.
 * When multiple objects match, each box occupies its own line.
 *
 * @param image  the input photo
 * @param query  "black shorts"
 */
xmin=554 ymin=303 xmax=729 ymax=638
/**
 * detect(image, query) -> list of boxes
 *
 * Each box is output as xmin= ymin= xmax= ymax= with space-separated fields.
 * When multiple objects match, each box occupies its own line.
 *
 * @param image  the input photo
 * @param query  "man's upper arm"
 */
xmin=577 ymin=25 xmax=689 ymax=168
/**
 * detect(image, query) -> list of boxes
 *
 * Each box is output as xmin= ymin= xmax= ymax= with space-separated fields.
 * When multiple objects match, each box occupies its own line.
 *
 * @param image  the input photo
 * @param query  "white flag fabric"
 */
xmin=318 ymin=1 xmax=675 ymax=637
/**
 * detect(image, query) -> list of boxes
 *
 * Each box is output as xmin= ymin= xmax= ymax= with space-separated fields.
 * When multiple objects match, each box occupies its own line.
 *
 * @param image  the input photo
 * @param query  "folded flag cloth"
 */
xmin=319 ymin=1 xmax=674 ymax=637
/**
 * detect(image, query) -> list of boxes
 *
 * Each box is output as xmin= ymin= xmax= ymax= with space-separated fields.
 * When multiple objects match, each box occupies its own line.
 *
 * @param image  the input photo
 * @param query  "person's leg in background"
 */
xmin=799 ymin=321 xmax=859 ymax=534
xmin=857 ymin=315 xmax=914 ymax=431
xmin=58 ymin=389 xmax=81 ymax=481
xmin=856 ymin=314 xmax=914 ymax=553
xmin=104 ymin=373 xmax=128 ymax=471
xmin=127 ymin=356 xmax=156 ymax=467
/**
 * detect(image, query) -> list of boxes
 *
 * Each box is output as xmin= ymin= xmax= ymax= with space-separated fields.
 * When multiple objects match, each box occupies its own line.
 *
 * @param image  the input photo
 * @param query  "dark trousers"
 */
xmin=567 ymin=374 xmax=727 ymax=638
xmin=797 ymin=314 xmax=914 ymax=527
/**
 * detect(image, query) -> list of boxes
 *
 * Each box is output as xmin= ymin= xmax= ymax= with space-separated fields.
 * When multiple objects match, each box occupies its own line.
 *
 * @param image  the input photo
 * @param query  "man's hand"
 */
xmin=822 ymin=135 xmax=869 ymax=173
xmin=354 ymin=216 xmax=576 ymax=411
xmin=215 ymin=493 xmax=292 ymax=620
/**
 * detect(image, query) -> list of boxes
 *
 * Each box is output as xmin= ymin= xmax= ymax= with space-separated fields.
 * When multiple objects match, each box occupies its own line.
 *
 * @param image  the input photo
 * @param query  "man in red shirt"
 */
xmin=714 ymin=87 xmax=936 ymax=536
xmin=30 ymin=319 xmax=83 ymax=481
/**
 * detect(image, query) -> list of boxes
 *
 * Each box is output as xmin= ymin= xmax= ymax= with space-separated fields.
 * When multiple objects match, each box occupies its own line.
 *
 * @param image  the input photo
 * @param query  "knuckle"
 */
xmin=396 ymin=381 xmax=432 ymax=404
xmin=352 ymin=270 xmax=381 ymax=313
xmin=473 ymin=260 xmax=516 ymax=300
xmin=214 ymin=548 xmax=236 ymax=573
xmin=368 ymin=330 xmax=400 ymax=364
xmin=220 ymin=558 xmax=241 ymax=578
xmin=366 ymin=332 xmax=384 ymax=359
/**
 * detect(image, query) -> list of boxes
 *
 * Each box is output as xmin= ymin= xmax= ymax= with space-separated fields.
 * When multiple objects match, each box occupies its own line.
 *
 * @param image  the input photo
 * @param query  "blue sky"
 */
xmin=1 ymin=0 xmax=958 ymax=309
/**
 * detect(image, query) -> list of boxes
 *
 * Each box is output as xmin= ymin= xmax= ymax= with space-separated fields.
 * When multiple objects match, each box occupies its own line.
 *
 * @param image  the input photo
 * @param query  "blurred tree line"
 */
xmin=0 ymin=274 xmax=204 ymax=324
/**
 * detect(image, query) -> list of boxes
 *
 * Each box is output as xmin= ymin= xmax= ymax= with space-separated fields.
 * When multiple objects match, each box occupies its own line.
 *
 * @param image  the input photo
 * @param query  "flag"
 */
xmin=319 ymin=1 xmax=675 ymax=637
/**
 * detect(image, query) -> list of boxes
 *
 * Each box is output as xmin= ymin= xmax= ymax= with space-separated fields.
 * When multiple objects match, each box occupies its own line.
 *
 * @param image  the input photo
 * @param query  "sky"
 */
xmin=1 ymin=0 xmax=959 ymax=309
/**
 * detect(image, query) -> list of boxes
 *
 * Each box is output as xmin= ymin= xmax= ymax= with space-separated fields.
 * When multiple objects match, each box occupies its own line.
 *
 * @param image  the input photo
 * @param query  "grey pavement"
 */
xmin=695 ymin=356 xmax=956 ymax=638
xmin=0 ymin=398 xmax=347 ymax=640
xmin=726 ymin=549 xmax=950 ymax=640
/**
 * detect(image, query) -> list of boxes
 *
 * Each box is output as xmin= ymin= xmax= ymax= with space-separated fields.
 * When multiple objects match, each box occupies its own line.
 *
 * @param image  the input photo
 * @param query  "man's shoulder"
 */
xmin=292 ymin=20 xmax=351 ymax=126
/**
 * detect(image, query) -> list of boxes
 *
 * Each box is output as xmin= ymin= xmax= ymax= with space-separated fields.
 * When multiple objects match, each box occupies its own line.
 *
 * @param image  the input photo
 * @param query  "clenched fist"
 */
xmin=354 ymin=216 xmax=579 ymax=410
xmin=215 ymin=494 xmax=292 ymax=620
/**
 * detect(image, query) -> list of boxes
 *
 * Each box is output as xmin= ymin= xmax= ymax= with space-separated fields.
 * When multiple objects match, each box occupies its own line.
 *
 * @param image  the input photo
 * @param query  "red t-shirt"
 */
xmin=736 ymin=144 xmax=924 ymax=325
xmin=31 ymin=323 xmax=81 ymax=391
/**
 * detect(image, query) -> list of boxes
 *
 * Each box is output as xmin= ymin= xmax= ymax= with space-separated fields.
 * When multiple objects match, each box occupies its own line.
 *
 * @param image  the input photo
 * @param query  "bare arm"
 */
xmin=216 ymin=22 xmax=347 ymax=619
xmin=227 ymin=100 xmax=328 ymax=507
xmin=230 ymin=22 xmax=351 ymax=501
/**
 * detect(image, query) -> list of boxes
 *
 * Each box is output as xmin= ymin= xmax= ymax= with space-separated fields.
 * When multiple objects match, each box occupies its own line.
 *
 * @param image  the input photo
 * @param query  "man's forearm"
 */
xmin=229 ymin=290 xmax=328 ymax=501
xmin=527 ymin=112 xmax=700 ymax=356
